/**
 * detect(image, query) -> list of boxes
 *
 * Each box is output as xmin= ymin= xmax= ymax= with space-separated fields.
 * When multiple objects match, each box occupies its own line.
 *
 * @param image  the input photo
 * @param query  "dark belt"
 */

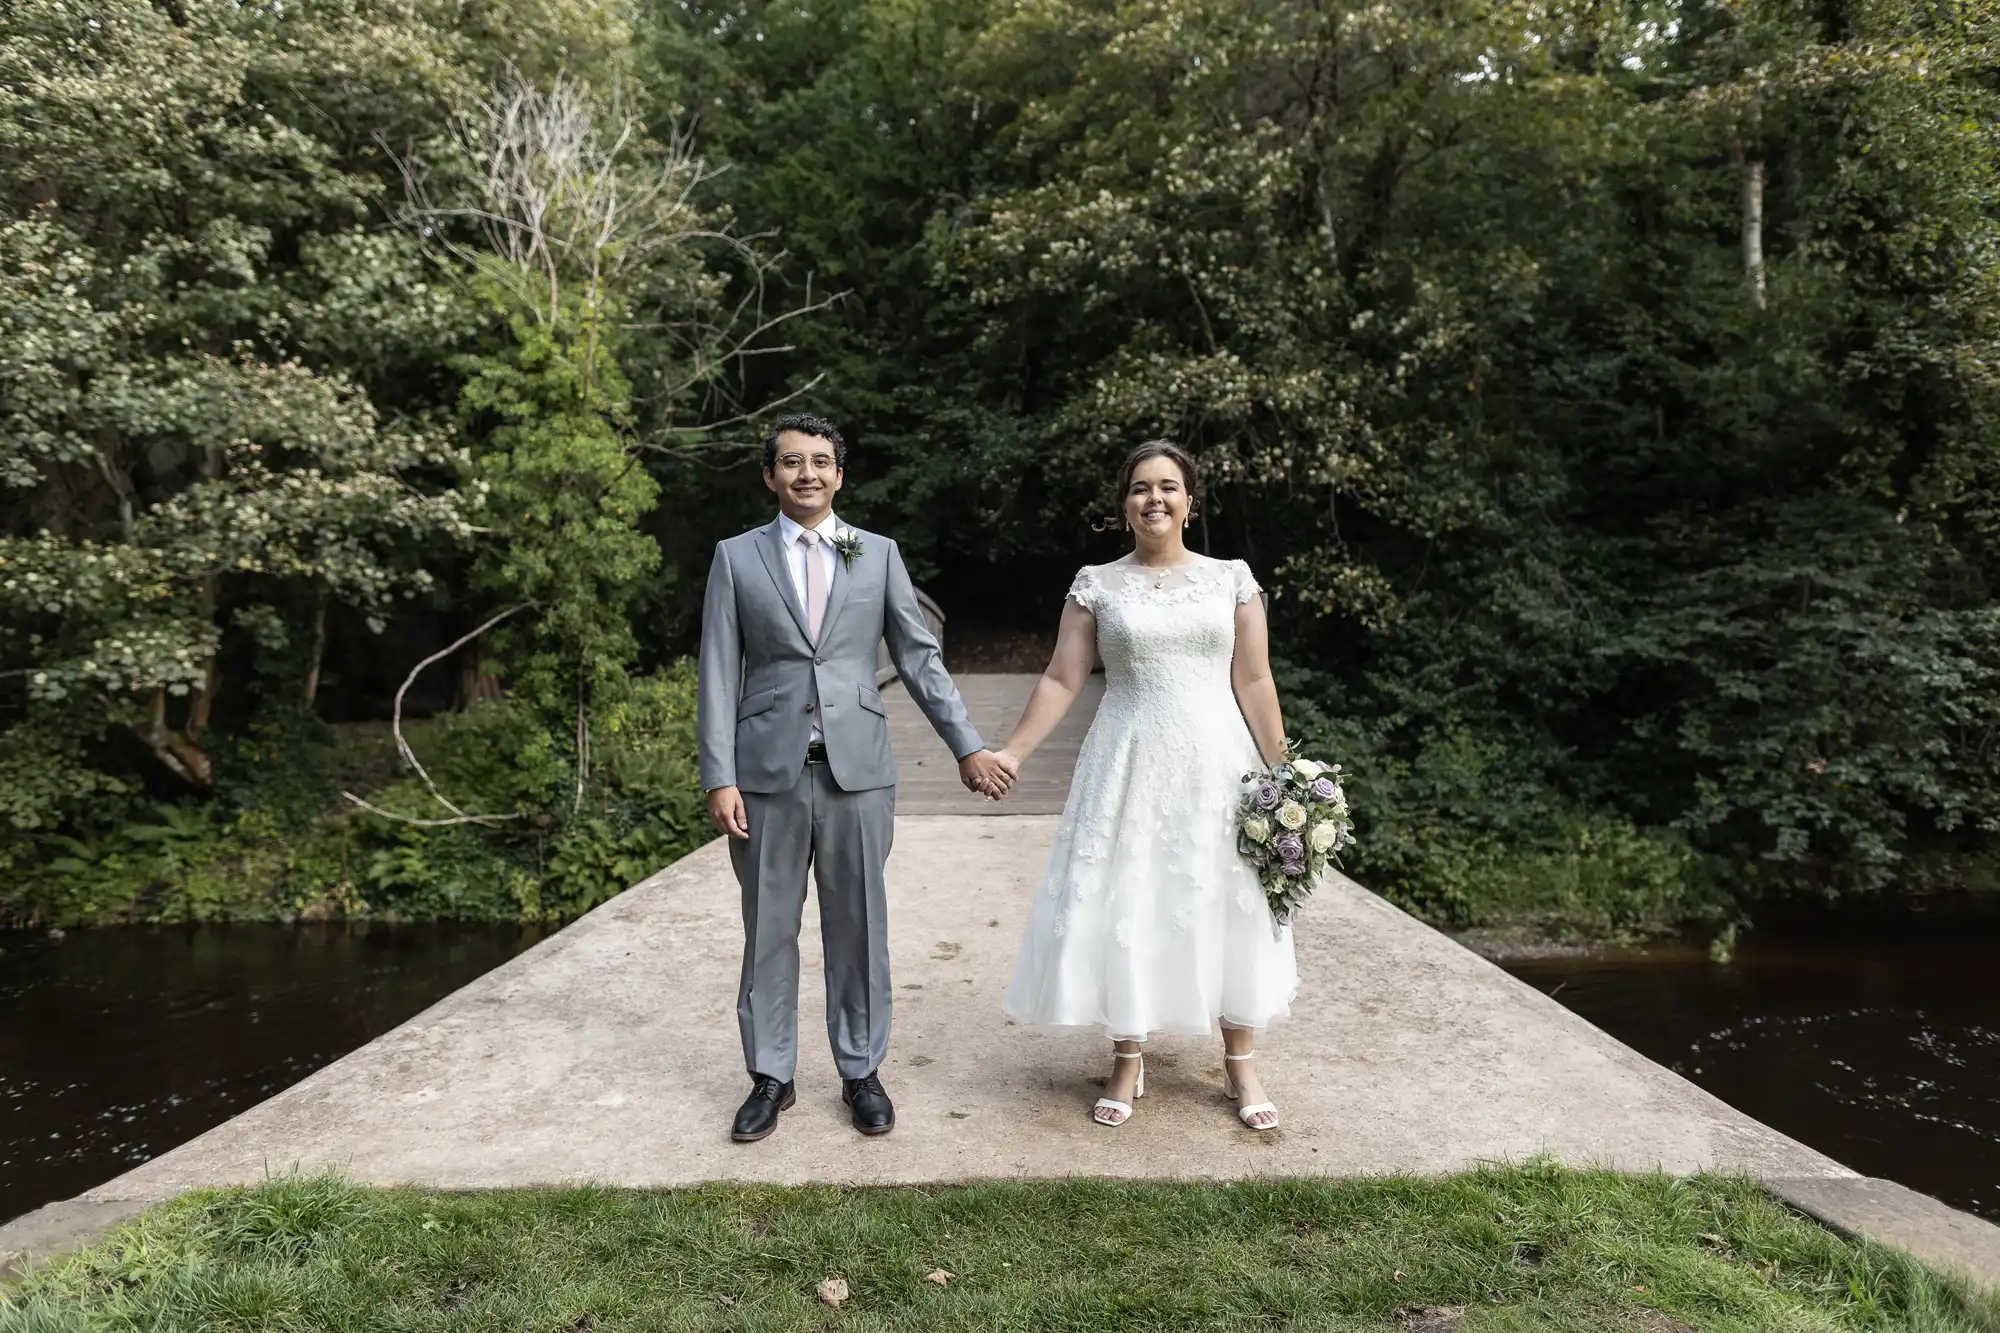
xmin=805 ymin=740 xmax=829 ymax=765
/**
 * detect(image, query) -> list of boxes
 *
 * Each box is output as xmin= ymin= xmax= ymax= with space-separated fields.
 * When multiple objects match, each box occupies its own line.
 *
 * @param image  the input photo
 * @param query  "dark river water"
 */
xmin=3 ymin=900 xmax=1997 ymax=1227
xmin=1505 ymin=894 xmax=2000 ymax=1220
xmin=0 ymin=923 xmax=545 ymax=1224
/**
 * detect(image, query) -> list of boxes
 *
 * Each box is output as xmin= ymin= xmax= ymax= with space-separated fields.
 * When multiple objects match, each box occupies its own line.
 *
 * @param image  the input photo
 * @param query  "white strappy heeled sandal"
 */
xmin=1223 ymin=1051 xmax=1279 ymax=1130
xmin=1093 ymin=1049 xmax=1145 ymax=1127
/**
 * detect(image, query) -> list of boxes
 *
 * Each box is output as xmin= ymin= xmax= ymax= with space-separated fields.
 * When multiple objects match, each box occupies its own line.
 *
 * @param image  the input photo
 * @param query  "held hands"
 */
xmin=994 ymin=749 xmax=1021 ymax=793
xmin=712 ymin=752 xmax=1018 ymax=829
xmin=959 ymin=748 xmax=1020 ymax=801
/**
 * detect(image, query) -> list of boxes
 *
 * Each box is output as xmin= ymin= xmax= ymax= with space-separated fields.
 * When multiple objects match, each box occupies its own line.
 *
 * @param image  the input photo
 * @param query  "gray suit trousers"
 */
xmin=732 ymin=762 xmax=896 ymax=1082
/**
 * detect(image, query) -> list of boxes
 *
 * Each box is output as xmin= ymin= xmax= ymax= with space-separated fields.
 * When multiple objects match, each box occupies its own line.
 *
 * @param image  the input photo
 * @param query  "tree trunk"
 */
xmin=135 ymin=688 xmax=214 ymax=789
xmin=187 ymin=581 xmax=219 ymax=740
xmin=304 ymin=596 xmax=328 ymax=707
xmin=1738 ymin=145 xmax=1767 ymax=310
xmin=185 ymin=445 xmax=222 ymax=739
xmin=133 ymin=441 xmax=221 ymax=789
xmin=454 ymin=636 xmax=504 ymax=710
xmin=93 ymin=430 xmax=135 ymax=540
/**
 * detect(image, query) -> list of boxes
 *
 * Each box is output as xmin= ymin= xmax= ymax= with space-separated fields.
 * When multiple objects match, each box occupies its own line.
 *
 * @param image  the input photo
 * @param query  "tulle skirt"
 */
xmin=1002 ymin=684 xmax=1300 ymax=1039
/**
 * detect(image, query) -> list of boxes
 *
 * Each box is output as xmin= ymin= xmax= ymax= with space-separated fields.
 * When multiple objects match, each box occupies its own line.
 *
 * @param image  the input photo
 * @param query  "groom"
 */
xmin=697 ymin=413 xmax=1014 ymax=1143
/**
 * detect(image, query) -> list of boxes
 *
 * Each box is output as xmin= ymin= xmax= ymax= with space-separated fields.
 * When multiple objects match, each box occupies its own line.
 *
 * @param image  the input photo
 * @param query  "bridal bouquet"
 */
xmin=1237 ymin=743 xmax=1353 ymax=927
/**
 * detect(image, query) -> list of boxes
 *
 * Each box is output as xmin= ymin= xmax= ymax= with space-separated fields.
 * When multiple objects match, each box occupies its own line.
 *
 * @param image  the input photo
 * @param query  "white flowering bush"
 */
xmin=0 ymin=0 xmax=506 ymax=813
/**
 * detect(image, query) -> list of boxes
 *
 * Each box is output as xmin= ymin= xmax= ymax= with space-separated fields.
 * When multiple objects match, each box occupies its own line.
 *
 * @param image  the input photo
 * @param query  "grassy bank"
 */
xmin=0 ymin=667 xmax=711 ymax=930
xmin=5 ymin=1169 xmax=1994 ymax=1331
xmin=9 ymin=654 xmax=1980 ymax=947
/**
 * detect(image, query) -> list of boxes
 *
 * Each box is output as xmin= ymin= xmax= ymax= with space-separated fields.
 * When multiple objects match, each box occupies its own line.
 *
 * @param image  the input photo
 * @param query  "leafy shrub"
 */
xmin=1278 ymin=662 xmax=1728 ymax=940
xmin=1 ymin=801 xmax=303 ymax=925
xmin=3 ymin=663 xmax=709 ymax=928
xmin=210 ymin=705 xmax=338 ymax=833
xmin=345 ymin=662 xmax=707 ymax=923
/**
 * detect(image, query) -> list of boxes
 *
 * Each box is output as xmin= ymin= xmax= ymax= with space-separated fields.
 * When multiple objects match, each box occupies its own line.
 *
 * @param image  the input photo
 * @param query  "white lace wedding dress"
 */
xmin=1002 ymin=555 xmax=1300 ymax=1039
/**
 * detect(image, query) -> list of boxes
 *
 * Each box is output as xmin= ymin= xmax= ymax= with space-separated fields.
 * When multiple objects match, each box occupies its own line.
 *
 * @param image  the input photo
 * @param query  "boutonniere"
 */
xmin=832 ymin=529 xmax=864 ymax=568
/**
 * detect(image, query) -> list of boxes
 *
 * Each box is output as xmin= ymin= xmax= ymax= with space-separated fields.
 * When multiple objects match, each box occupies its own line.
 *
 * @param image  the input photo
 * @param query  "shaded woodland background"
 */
xmin=4 ymin=0 xmax=1996 ymax=940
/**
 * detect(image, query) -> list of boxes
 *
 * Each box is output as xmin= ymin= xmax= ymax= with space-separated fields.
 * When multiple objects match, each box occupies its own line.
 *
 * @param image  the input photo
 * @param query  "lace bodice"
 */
xmin=1067 ymin=556 xmax=1260 ymax=701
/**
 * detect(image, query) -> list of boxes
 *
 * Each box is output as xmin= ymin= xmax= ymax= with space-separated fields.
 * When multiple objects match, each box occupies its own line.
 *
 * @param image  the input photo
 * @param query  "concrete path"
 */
xmin=7 ymin=674 xmax=1999 ymax=1291
xmin=43 ymin=821 xmax=1854 ymax=1202
xmin=888 ymin=673 xmax=1101 ymax=814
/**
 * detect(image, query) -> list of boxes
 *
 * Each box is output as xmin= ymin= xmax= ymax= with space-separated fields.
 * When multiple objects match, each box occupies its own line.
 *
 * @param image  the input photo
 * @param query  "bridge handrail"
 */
xmin=876 ymin=587 xmax=947 ymax=686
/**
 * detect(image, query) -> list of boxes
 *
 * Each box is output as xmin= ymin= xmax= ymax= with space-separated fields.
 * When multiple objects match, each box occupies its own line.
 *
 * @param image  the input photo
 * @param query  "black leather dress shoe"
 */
xmin=841 ymin=1071 xmax=896 ymax=1135
xmin=731 ymin=1075 xmax=796 ymax=1143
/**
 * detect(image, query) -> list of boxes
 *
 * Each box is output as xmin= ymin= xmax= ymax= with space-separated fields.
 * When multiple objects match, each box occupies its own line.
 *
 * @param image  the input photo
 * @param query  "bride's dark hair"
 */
xmin=1099 ymin=439 xmax=1201 ymax=531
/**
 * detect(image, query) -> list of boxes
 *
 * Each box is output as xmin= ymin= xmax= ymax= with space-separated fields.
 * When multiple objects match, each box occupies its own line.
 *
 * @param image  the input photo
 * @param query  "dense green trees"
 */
xmin=0 ymin=0 xmax=484 ymax=817
xmin=0 ymin=1 xmax=739 ymax=920
xmin=643 ymin=0 xmax=2000 ymax=930
xmin=3 ymin=0 xmax=1995 ymax=933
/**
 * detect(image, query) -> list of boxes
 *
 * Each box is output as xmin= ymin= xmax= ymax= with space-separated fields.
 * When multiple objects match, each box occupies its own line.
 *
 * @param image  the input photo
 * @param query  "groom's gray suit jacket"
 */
xmin=697 ymin=520 xmax=981 ymax=791
xmin=697 ymin=517 xmax=981 ymax=1082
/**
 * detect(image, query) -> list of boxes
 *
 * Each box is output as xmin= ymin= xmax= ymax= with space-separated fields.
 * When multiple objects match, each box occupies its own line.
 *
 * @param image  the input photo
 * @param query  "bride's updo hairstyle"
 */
xmin=1100 ymin=439 xmax=1201 ymax=531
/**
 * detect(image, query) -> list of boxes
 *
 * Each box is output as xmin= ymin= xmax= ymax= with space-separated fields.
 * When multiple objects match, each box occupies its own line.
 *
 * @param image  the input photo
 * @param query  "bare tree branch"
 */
xmin=340 ymin=791 xmax=519 ymax=828
xmin=353 ymin=602 xmax=537 ymax=830
xmin=640 ymin=373 xmax=831 ymax=442
xmin=573 ymin=703 xmax=589 ymax=816
xmin=387 ymin=73 xmax=848 ymax=434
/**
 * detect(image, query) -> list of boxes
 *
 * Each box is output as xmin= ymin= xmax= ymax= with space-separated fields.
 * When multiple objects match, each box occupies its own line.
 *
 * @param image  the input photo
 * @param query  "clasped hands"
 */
xmin=707 ymin=747 xmax=1024 ymax=838
xmin=959 ymin=748 xmax=1020 ymax=801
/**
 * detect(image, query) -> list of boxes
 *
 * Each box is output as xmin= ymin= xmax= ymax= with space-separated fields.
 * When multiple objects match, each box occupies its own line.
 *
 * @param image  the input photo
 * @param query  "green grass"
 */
xmin=4 ymin=1167 xmax=1995 ymax=1332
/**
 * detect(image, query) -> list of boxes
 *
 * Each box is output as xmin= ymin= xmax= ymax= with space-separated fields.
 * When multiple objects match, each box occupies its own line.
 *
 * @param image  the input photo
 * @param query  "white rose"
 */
xmin=1292 ymin=759 xmax=1322 ymax=780
xmin=1278 ymin=801 xmax=1307 ymax=830
xmin=1242 ymin=815 xmax=1272 ymax=844
xmin=1309 ymin=821 xmax=1339 ymax=852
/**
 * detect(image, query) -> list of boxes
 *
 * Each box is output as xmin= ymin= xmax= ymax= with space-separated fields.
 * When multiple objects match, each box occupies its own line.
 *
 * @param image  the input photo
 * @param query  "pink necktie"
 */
xmin=797 ymin=530 xmax=827 ymax=642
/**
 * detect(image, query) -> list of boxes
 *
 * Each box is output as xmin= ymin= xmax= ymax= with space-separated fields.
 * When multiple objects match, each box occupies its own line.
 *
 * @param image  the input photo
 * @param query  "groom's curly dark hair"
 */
xmin=761 ymin=413 xmax=847 ymax=471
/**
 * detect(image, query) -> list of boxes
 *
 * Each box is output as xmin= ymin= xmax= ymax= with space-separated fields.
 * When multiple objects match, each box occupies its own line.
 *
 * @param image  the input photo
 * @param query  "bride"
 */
xmin=993 ymin=440 xmax=1299 ymax=1129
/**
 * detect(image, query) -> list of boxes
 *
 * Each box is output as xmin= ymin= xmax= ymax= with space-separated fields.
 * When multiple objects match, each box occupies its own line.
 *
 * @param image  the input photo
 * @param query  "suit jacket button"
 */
xmin=804 ymin=703 xmax=814 ymax=712
xmin=814 ymin=656 xmax=824 ymax=665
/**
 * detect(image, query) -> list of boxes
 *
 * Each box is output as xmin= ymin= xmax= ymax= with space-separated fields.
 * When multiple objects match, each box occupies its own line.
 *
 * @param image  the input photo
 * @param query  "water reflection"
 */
xmin=1506 ymin=895 xmax=2000 ymax=1219
xmin=0 ymin=922 xmax=544 ymax=1224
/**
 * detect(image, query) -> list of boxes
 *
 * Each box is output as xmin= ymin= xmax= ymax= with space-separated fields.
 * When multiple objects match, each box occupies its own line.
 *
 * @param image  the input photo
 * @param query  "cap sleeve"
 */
xmin=1231 ymin=560 xmax=1262 ymax=606
xmin=1067 ymin=565 xmax=1102 ymax=615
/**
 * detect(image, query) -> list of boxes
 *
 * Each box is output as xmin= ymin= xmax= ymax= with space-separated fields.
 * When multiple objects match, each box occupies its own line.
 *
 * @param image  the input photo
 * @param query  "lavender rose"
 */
xmin=1255 ymin=780 xmax=1282 ymax=811
xmin=1309 ymin=776 xmax=1338 ymax=803
xmin=1280 ymin=856 xmax=1306 ymax=877
xmin=1274 ymin=831 xmax=1305 ymax=863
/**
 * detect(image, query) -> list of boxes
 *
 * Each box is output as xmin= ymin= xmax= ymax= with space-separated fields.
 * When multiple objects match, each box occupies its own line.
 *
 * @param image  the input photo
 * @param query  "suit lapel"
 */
xmin=755 ymin=520 xmax=812 ymax=642
xmin=818 ymin=523 xmax=856 ymax=642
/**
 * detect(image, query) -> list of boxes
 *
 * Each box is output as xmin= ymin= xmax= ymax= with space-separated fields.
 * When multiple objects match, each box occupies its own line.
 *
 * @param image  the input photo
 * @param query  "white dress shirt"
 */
xmin=777 ymin=509 xmax=840 ymax=739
